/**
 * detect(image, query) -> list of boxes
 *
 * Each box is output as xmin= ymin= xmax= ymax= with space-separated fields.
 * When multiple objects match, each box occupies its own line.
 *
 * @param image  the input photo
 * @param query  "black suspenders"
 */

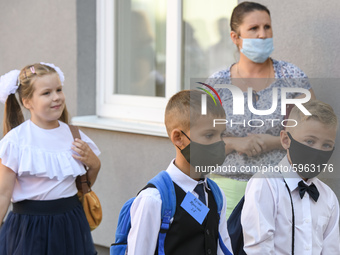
xmin=283 ymin=179 xmax=295 ymax=255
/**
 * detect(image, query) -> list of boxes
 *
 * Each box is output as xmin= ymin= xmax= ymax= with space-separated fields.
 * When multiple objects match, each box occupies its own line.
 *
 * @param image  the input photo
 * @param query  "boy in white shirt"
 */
xmin=241 ymin=100 xmax=340 ymax=254
xmin=126 ymin=90 xmax=233 ymax=254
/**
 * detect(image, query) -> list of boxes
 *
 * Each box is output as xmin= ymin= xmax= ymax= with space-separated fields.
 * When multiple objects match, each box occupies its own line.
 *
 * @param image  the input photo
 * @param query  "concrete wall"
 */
xmin=1 ymin=0 xmax=340 ymax=252
xmin=0 ymin=0 xmax=78 ymax=116
xmin=259 ymin=0 xmax=340 ymax=78
xmin=76 ymin=0 xmax=97 ymax=116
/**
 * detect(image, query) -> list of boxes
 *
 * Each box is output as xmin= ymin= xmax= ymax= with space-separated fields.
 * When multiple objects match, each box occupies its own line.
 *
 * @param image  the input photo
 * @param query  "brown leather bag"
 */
xmin=69 ymin=125 xmax=102 ymax=231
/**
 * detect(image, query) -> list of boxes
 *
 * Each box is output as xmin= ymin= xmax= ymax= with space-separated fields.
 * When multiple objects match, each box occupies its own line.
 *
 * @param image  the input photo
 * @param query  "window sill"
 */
xmin=71 ymin=115 xmax=168 ymax=137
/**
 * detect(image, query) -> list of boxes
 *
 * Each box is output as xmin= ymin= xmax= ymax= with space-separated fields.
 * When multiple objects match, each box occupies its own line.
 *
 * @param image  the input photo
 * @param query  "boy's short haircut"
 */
xmin=289 ymin=99 xmax=338 ymax=128
xmin=164 ymin=90 xmax=226 ymax=136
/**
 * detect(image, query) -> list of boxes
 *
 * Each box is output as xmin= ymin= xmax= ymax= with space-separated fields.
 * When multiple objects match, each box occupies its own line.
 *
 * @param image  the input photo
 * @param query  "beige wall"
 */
xmin=1 ymin=0 xmax=340 ymax=251
xmin=258 ymin=0 xmax=340 ymax=78
xmin=0 ymin=0 xmax=78 ymax=116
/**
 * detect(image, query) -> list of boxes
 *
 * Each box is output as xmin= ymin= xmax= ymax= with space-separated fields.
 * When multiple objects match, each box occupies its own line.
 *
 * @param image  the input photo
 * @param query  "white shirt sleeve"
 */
xmin=321 ymin=193 xmax=340 ymax=254
xmin=79 ymin=130 xmax=101 ymax=156
xmin=241 ymin=177 xmax=276 ymax=255
xmin=218 ymin=186 xmax=233 ymax=255
xmin=127 ymin=188 xmax=162 ymax=255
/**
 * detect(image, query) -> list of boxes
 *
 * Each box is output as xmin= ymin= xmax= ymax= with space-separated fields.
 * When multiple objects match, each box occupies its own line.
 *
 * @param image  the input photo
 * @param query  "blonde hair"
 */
xmin=3 ymin=63 xmax=69 ymax=135
xmin=289 ymin=99 xmax=338 ymax=129
xmin=164 ymin=90 xmax=226 ymax=136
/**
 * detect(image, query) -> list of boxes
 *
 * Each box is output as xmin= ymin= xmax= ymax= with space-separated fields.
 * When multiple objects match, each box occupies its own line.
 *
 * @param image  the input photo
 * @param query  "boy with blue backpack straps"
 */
xmin=111 ymin=90 xmax=233 ymax=255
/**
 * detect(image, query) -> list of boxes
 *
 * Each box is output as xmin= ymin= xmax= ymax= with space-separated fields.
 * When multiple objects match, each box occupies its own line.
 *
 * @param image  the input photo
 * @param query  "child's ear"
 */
xmin=170 ymin=129 xmax=189 ymax=150
xmin=280 ymin=130 xmax=291 ymax=150
xmin=22 ymin=98 xmax=31 ymax=110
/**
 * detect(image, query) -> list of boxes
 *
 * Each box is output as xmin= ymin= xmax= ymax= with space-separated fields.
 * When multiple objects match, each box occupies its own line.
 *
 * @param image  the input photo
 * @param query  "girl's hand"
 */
xmin=72 ymin=138 xmax=101 ymax=186
xmin=72 ymin=138 xmax=100 ymax=170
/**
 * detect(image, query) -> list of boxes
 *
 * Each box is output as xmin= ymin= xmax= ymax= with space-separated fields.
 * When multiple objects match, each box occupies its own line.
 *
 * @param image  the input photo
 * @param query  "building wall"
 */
xmin=76 ymin=0 xmax=97 ymax=116
xmin=0 ymin=0 xmax=340 ymax=252
xmin=259 ymin=0 xmax=340 ymax=78
xmin=0 ymin=0 xmax=78 ymax=116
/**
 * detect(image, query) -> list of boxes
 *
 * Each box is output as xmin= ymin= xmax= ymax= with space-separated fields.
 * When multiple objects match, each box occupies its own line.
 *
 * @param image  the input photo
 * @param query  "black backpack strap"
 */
xmin=227 ymin=196 xmax=246 ymax=255
xmin=138 ymin=183 xmax=156 ymax=195
xmin=283 ymin=179 xmax=295 ymax=255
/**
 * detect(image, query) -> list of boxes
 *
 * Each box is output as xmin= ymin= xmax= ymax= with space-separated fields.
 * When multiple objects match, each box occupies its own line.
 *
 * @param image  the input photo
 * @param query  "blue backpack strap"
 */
xmin=111 ymin=171 xmax=176 ymax=255
xmin=148 ymin=171 xmax=176 ymax=255
xmin=219 ymin=234 xmax=233 ymax=255
xmin=207 ymin=178 xmax=223 ymax=214
xmin=207 ymin=178 xmax=233 ymax=255
xmin=111 ymin=197 xmax=136 ymax=255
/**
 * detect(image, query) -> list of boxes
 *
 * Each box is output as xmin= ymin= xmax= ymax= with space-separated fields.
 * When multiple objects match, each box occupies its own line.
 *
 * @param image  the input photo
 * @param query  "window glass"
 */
xmin=115 ymin=0 xmax=167 ymax=97
xmin=182 ymin=0 xmax=238 ymax=89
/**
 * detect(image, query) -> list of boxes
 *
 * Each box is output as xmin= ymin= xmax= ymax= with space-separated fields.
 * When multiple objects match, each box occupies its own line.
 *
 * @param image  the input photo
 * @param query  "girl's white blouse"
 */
xmin=0 ymin=120 xmax=101 ymax=202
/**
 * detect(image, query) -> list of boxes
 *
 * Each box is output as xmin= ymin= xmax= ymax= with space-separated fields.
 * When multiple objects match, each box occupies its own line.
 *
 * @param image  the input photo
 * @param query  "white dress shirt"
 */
xmin=241 ymin=156 xmax=340 ymax=255
xmin=127 ymin=159 xmax=233 ymax=255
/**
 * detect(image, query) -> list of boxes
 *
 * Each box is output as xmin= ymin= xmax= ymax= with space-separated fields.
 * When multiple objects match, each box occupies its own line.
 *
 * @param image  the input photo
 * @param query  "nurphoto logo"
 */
xmin=197 ymin=82 xmax=312 ymax=128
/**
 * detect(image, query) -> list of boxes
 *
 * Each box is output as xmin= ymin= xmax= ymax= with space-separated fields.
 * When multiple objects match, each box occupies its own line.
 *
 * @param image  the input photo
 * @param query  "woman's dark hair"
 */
xmin=230 ymin=1 xmax=270 ymax=33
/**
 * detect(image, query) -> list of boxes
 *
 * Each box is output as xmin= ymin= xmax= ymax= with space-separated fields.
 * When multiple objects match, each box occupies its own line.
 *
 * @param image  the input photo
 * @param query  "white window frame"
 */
xmin=96 ymin=0 xmax=182 ymax=124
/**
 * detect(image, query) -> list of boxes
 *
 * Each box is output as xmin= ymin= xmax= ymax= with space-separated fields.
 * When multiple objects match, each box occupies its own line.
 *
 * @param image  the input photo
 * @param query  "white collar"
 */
xmin=166 ymin=159 xmax=209 ymax=193
xmin=280 ymin=156 xmax=318 ymax=191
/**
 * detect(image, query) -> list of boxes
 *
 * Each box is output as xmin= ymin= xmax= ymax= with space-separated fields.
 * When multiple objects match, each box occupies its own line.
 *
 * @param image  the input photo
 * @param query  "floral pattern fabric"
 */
xmin=207 ymin=59 xmax=311 ymax=180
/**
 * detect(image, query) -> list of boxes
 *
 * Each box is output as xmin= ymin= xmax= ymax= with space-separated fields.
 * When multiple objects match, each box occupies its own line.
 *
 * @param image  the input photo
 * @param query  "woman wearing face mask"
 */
xmin=207 ymin=1 xmax=316 ymax=218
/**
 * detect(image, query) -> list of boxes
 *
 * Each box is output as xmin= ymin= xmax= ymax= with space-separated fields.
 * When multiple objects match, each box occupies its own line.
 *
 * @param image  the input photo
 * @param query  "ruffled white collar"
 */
xmin=0 ymin=120 xmax=99 ymax=180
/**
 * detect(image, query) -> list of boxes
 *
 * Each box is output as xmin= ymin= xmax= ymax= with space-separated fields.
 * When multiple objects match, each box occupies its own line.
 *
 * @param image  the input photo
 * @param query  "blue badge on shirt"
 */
xmin=180 ymin=191 xmax=210 ymax=224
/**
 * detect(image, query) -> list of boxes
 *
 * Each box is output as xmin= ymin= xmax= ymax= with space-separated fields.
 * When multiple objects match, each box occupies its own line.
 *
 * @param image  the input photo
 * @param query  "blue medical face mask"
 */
xmin=240 ymin=37 xmax=274 ymax=63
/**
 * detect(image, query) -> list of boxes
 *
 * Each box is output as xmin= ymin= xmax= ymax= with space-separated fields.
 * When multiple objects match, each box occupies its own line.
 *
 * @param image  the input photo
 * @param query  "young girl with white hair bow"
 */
xmin=0 ymin=63 xmax=100 ymax=255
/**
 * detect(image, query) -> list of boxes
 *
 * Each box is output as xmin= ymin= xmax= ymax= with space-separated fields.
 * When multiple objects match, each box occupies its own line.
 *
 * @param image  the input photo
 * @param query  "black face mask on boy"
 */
xmin=287 ymin=132 xmax=334 ymax=179
xmin=178 ymin=131 xmax=226 ymax=169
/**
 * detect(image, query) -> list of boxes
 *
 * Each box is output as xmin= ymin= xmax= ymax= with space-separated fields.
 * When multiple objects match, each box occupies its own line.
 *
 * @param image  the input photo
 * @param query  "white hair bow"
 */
xmin=0 ymin=70 xmax=20 ymax=104
xmin=40 ymin=62 xmax=65 ymax=85
xmin=0 ymin=62 xmax=65 ymax=104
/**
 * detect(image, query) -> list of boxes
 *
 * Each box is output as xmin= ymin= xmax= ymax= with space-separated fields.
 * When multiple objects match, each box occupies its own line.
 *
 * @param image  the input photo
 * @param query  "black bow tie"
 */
xmin=298 ymin=181 xmax=319 ymax=202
